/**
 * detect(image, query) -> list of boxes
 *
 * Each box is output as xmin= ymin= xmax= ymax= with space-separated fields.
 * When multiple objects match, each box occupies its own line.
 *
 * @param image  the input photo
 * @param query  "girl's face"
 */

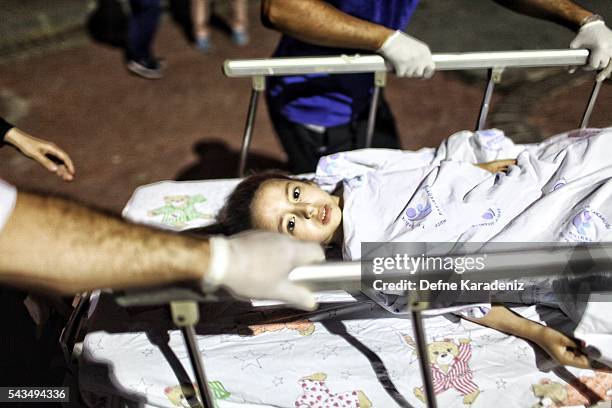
xmin=251 ymin=179 xmax=342 ymax=244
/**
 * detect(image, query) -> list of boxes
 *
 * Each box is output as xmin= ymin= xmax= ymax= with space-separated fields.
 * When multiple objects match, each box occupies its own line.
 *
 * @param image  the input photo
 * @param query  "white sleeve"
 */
xmin=0 ymin=180 xmax=17 ymax=233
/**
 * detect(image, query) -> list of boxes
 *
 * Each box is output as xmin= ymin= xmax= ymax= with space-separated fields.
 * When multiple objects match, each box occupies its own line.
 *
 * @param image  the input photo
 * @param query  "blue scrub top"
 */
xmin=266 ymin=0 xmax=420 ymax=128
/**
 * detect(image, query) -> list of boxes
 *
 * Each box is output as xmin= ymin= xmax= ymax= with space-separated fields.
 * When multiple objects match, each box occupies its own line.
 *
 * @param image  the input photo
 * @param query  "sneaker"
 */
xmin=231 ymin=30 xmax=249 ymax=46
xmin=195 ymin=36 xmax=211 ymax=53
xmin=126 ymin=58 xmax=164 ymax=79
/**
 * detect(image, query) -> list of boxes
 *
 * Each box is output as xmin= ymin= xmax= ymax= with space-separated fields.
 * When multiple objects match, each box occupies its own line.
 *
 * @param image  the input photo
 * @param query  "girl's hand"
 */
xmin=466 ymin=305 xmax=599 ymax=370
xmin=533 ymin=326 xmax=592 ymax=369
xmin=475 ymin=159 xmax=517 ymax=174
xmin=5 ymin=128 xmax=75 ymax=181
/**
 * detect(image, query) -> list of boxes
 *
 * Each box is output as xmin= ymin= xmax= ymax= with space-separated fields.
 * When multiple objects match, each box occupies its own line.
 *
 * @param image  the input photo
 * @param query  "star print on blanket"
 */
xmin=531 ymin=371 xmax=612 ymax=408
xmin=294 ymin=372 xmax=372 ymax=408
xmin=147 ymin=194 xmax=213 ymax=228
xmin=403 ymin=335 xmax=481 ymax=405
xmin=164 ymin=381 xmax=230 ymax=408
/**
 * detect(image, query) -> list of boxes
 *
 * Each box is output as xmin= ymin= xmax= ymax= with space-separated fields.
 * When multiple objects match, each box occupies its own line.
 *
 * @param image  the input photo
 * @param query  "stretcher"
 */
xmin=60 ymin=49 xmax=612 ymax=408
xmin=223 ymin=49 xmax=610 ymax=177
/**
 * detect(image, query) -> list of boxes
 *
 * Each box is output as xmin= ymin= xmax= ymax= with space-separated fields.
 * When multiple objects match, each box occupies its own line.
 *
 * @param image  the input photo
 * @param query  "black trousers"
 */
xmin=0 ymin=289 xmax=67 ymax=388
xmin=126 ymin=0 xmax=161 ymax=61
xmin=269 ymin=96 xmax=400 ymax=174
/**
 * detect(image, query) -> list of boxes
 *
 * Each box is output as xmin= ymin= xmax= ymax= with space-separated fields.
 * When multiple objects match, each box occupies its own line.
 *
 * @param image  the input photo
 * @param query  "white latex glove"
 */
xmin=377 ymin=30 xmax=435 ymax=78
xmin=570 ymin=20 xmax=612 ymax=70
xmin=205 ymin=231 xmax=325 ymax=310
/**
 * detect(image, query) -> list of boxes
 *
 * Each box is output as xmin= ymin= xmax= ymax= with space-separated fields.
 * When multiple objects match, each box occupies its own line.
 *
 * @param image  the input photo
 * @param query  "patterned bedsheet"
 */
xmin=78 ymin=293 xmax=612 ymax=408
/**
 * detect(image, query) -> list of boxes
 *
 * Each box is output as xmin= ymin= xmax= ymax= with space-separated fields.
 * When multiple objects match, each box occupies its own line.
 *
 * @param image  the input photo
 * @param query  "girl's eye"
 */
xmin=292 ymin=187 xmax=301 ymax=201
xmin=287 ymin=217 xmax=296 ymax=232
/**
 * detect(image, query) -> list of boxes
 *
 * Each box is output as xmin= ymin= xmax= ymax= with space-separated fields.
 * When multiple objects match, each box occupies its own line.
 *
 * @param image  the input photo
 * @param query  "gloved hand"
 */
xmin=377 ymin=30 xmax=435 ymax=78
xmin=204 ymin=231 xmax=325 ymax=310
xmin=570 ymin=20 xmax=612 ymax=70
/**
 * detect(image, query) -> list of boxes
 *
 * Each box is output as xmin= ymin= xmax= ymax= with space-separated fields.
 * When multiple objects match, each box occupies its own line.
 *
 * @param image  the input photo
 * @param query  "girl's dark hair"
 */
xmin=216 ymin=172 xmax=293 ymax=235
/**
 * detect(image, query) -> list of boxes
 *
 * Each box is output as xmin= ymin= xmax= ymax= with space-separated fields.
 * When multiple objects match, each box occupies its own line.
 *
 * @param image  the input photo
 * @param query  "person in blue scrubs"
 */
xmin=261 ymin=0 xmax=612 ymax=174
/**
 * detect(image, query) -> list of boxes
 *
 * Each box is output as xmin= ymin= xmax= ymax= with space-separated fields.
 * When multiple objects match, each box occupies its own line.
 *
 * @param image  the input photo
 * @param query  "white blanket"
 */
xmin=314 ymin=128 xmax=612 ymax=355
xmin=311 ymin=128 xmax=612 ymax=259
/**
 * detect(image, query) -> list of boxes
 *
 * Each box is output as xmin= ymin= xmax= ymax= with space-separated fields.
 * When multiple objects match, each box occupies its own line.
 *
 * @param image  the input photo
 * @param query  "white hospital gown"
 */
xmin=0 ymin=179 xmax=17 ymax=233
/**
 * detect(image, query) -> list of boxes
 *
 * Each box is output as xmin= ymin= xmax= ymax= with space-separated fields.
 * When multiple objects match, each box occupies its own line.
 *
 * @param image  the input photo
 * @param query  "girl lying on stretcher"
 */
xmin=215 ymin=128 xmax=612 ymax=369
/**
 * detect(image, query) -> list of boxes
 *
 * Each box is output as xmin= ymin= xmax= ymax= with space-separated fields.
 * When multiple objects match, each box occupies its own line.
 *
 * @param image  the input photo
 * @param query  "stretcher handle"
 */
xmin=224 ymin=49 xmax=589 ymax=77
xmin=115 ymin=243 xmax=612 ymax=307
xmin=290 ymin=244 xmax=612 ymax=291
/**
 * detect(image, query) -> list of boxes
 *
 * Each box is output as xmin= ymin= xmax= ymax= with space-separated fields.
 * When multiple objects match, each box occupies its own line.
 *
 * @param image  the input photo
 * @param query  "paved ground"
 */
xmin=0 ymin=0 xmax=610 ymax=213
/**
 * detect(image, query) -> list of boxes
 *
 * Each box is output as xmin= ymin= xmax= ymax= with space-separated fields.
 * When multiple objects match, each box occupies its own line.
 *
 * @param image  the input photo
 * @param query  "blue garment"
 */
xmin=126 ymin=0 xmax=161 ymax=61
xmin=266 ymin=0 xmax=419 ymax=127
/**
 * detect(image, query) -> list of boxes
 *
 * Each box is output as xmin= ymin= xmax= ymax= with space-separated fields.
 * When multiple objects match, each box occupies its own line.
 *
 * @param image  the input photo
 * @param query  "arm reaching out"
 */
xmin=492 ymin=0 xmax=612 ymax=70
xmin=466 ymin=304 xmax=592 ymax=369
xmin=0 ymin=192 xmax=324 ymax=309
xmin=3 ymin=126 xmax=75 ymax=181
xmin=261 ymin=0 xmax=434 ymax=78
xmin=261 ymin=0 xmax=393 ymax=50
xmin=0 ymin=192 xmax=207 ymax=294
xmin=492 ymin=0 xmax=591 ymax=30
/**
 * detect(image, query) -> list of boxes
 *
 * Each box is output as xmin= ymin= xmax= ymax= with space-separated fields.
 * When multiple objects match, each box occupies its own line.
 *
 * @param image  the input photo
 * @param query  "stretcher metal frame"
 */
xmin=114 ymin=244 xmax=612 ymax=408
xmin=61 ymin=50 xmax=611 ymax=408
xmin=222 ymin=49 xmax=611 ymax=177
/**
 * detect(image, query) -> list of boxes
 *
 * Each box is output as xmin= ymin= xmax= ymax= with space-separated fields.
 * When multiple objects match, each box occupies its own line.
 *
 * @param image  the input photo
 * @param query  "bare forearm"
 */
xmin=493 ymin=0 xmax=593 ymax=31
xmin=469 ymin=304 xmax=594 ymax=368
xmin=0 ymin=192 xmax=208 ymax=295
xmin=465 ymin=304 xmax=544 ymax=340
xmin=261 ymin=0 xmax=393 ymax=50
xmin=3 ymin=127 xmax=22 ymax=146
